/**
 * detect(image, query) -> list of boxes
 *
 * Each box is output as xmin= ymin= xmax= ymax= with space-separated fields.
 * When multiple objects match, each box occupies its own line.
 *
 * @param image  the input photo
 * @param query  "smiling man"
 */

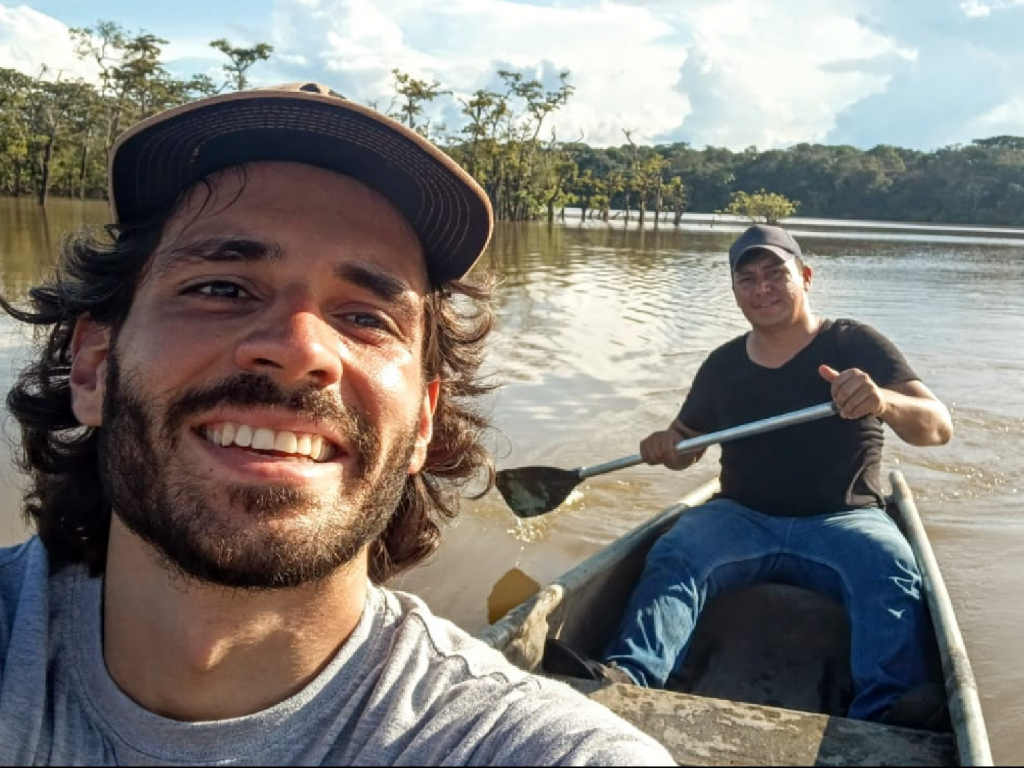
xmin=556 ymin=224 xmax=954 ymax=729
xmin=0 ymin=83 xmax=674 ymax=765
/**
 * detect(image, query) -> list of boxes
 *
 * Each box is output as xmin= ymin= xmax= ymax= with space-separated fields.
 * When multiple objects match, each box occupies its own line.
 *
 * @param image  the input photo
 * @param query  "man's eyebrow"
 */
xmin=736 ymin=259 xmax=784 ymax=275
xmin=154 ymin=239 xmax=421 ymax=308
xmin=334 ymin=263 xmax=418 ymax=306
xmin=155 ymin=237 xmax=283 ymax=275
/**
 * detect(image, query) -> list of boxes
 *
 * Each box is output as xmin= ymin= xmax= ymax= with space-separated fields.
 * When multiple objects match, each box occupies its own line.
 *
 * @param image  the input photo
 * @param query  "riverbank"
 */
xmin=556 ymin=208 xmax=1024 ymax=241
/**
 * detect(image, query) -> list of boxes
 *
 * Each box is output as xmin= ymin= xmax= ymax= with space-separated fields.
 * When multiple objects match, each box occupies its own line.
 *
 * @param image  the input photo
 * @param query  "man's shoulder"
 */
xmin=0 ymin=538 xmax=63 ymax=673
xmin=704 ymin=332 xmax=748 ymax=366
xmin=829 ymin=317 xmax=889 ymax=343
xmin=373 ymin=588 xmax=675 ymax=764
xmin=0 ymin=538 xmax=49 ymax=604
xmin=0 ymin=538 xmax=36 ymax=573
xmin=378 ymin=587 xmax=553 ymax=687
xmin=828 ymin=318 xmax=905 ymax=356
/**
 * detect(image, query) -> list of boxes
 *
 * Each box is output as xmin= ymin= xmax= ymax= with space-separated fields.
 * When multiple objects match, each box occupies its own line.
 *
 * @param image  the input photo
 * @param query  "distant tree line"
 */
xmin=0 ymin=21 xmax=272 ymax=205
xmin=3 ymin=20 xmax=1024 ymax=228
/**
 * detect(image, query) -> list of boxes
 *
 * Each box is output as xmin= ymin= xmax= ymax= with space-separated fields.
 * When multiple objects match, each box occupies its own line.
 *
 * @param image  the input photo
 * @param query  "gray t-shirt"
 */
xmin=0 ymin=538 xmax=673 ymax=766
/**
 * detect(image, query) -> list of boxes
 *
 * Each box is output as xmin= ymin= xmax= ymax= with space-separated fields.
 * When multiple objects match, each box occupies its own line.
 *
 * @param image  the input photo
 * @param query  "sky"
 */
xmin=1 ymin=0 xmax=1024 ymax=151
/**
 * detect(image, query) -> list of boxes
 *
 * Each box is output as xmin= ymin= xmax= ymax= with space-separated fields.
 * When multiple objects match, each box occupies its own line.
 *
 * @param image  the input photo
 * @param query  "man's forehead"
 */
xmin=154 ymin=162 xmax=429 ymax=287
xmin=734 ymin=249 xmax=790 ymax=271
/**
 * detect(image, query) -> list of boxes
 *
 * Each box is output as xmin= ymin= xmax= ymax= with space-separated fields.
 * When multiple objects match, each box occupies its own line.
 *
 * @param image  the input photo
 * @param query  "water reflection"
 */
xmin=0 ymin=197 xmax=109 ymax=301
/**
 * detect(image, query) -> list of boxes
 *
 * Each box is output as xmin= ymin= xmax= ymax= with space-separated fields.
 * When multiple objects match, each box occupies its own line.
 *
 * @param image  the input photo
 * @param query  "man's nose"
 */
xmin=234 ymin=296 xmax=342 ymax=387
xmin=753 ymin=275 xmax=773 ymax=293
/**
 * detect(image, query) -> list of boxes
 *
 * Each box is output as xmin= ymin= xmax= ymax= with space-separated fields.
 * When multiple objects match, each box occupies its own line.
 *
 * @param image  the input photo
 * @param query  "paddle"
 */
xmin=496 ymin=401 xmax=838 ymax=518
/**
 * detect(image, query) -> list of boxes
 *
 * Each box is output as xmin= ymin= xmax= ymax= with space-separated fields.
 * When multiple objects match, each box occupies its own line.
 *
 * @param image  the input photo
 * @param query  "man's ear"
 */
xmin=69 ymin=317 xmax=111 ymax=427
xmin=408 ymin=378 xmax=441 ymax=475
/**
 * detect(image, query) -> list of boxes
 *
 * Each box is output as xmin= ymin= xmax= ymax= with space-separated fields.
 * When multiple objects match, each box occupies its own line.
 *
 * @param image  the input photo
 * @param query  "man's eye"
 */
xmin=191 ymin=281 xmax=248 ymax=299
xmin=344 ymin=312 xmax=388 ymax=330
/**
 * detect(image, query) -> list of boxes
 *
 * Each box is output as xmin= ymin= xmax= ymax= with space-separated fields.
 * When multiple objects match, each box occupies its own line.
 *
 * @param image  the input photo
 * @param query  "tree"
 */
xmin=0 ymin=67 xmax=36 ymax=196
xmin=390 ymin=69 xmax=450 ymax=137
xmin=498 ymin=68 xmax=574 ymax=221
xmin=725 ymin=189 xmax=799 ymax=224
xmin=540 ymin=134 xmax=578 ymax=222
xmin=573 ymin=170 xmax=602 ymax=222
xmin=665 ymin=176 xmax=687 ymax=226
xmin=24 ymin=70 xmax=95 ymax=205
xmin=210 ymin=38 xmax=273 ymax=92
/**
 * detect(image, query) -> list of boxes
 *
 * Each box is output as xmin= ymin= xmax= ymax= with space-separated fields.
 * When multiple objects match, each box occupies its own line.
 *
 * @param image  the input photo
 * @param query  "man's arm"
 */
xmin=819 ymin=364 xmax=953 ymax=446
xmin=639 ymin=419 xmax=707 ymax=471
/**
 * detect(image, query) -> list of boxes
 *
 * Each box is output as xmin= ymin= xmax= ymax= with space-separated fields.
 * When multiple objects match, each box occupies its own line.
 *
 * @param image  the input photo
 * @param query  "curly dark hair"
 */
xmin=1 ymin=200 xmax=497 ymax=585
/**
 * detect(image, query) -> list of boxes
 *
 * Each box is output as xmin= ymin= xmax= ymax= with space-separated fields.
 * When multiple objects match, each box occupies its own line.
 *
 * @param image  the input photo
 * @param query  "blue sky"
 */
xmin=2 ymin=0 xmax=1024 ymax=151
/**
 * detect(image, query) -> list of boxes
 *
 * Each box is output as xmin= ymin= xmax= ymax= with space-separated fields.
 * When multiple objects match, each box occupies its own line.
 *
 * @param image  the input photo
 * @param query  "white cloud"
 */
xmin=965 ymin=97 xmax=1024 ymax=138
xmin=270 ymin=0 xmax=690 ymax=146
xmin=960 ymin=0 xmax=1024 ymax=18
xmin=264 ymin=0 xmax=918 ymax=149
xmin=4 ymin=0 xmax=1023 ymax=152
xmin=665 ymin=0 xmax=911 ymax=148
xmin=0 ymin=5 xmax=99 ymax=82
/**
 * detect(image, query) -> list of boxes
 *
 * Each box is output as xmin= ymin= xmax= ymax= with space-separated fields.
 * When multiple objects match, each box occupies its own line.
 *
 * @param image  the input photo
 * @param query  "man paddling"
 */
xmin=0 ymin=82 xmax=673 ymax=764
xmin=569 ymin=224 xmax=953 ymax=727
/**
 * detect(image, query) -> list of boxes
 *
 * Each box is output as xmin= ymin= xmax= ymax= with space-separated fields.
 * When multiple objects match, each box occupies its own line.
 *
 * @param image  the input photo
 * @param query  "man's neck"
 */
xmin=746 ymin=312 xmax=823 ymax=369
xmin=102 ymin=518 xmax=369 ymax=721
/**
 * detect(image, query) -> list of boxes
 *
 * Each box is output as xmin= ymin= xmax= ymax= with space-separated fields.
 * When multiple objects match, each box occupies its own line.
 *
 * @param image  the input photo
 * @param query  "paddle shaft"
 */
xmin=576 ymin=401 xmax=839 ymax=481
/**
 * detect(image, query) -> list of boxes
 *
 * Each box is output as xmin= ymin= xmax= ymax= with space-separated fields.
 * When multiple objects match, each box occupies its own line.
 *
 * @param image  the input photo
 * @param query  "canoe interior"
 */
xmin=530 ymin=520 xmax=939 ymax=718
xmin=479 ymin=474 xmax=987 ymax=766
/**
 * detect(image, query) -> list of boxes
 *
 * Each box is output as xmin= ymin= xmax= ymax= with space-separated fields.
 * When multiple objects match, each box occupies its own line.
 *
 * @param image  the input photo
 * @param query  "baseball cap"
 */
xmin=728 ymin=224 xmax=803 ymax=272
xmin=108 ymin=82 xmax=494 ymax=284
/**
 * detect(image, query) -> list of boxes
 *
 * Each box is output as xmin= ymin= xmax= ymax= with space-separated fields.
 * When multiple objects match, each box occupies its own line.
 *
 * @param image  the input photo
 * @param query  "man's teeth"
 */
xmin=203 ymin=423 xmax=335 ymax=461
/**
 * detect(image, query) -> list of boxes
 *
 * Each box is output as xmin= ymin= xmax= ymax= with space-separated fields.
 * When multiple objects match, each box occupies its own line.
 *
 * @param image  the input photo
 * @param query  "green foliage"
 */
xmin=389 ymin=69 xmax=450 ymax=136
xmin=0 ymin=22 xmax=274 ymax=204
xmin=9 ymin=20 xmax=1024 ymax=229
xmin=210 ymin=39 xmax=273 ymax=92
xmin=725 ymin=189 xmax=799 ymax=224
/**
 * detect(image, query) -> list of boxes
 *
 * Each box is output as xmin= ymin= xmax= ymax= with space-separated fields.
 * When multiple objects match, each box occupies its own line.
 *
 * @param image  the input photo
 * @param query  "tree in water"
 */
xmin=725 ymin=189 xmax=799 ymax=224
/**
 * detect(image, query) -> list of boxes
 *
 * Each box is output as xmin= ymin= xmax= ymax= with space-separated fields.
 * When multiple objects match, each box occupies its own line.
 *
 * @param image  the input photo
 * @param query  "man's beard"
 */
xmin=97 ymin=353 xmax=418 ymax=590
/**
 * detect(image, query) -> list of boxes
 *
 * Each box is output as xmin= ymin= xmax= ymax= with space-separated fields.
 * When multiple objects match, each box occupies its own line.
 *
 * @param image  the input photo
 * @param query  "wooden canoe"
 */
xmin=478 ymin=470 xmax=992 ymax=766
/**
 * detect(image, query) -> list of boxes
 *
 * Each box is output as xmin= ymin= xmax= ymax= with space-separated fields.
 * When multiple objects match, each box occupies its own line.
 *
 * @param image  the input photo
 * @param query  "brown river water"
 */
xmin=0 ymin=198 xmax=1021 ymax=762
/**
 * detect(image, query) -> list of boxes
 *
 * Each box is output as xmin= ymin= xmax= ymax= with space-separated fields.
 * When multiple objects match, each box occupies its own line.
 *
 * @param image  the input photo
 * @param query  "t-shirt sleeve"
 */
xmin=676 ymin=355 xmax=719 ymax=434
xmin=834 ymin=321 xmax=918 ymax=388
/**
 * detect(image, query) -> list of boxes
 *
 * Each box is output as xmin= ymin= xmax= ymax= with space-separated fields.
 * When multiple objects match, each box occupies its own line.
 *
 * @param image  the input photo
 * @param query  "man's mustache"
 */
xmin=163 ymin=373 xmax=377 ymax=465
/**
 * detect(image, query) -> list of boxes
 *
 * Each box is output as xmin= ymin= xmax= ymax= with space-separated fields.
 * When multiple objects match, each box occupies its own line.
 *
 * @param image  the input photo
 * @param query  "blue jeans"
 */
xmin=603 ymin=499 xmax=933 ymax=721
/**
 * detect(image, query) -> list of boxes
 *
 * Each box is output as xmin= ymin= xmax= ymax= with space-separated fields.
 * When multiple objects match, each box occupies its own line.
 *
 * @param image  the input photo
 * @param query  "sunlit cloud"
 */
xmin=959 ymin=0 xmax=1024 ymax=18
xmin=0 ymin=5 xmax=98 ymax=82
xmin=267 ymin=0 xmax=690 ymax=146
xmin=2 ymin=0 xmax=1024 ymax=151
xmin=660 ymin=0 xmax=911 ymax=148
xmin=965 ymin=97 xmax=1024 ymax=138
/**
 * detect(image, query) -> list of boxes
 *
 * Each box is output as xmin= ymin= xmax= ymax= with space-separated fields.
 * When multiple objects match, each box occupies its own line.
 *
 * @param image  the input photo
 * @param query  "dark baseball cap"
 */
xmin=728 ymin=224 xmax=803 ymax=272
xmin=108 ymin=82 xmax=494 ymax=285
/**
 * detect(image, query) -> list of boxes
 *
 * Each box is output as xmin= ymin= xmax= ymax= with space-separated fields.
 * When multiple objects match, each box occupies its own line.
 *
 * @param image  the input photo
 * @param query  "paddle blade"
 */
xmin=495 ymin=466 xmax=582 ymax=518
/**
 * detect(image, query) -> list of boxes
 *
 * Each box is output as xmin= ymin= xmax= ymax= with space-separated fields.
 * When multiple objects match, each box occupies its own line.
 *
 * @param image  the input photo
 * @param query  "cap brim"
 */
xmin=109 ymin=89 xmax=493 ymax=284
xmin=731 ymin=244 xmax=795 ymax=271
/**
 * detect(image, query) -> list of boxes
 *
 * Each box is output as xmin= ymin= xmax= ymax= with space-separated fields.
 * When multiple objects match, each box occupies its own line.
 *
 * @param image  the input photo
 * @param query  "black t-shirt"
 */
xmin=677 ymin=318 xmax=918 ymax=517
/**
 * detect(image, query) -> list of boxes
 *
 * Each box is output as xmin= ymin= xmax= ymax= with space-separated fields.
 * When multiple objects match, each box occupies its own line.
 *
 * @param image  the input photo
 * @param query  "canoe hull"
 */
xmin=479 ymin=471 xmax=992 ymax=766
